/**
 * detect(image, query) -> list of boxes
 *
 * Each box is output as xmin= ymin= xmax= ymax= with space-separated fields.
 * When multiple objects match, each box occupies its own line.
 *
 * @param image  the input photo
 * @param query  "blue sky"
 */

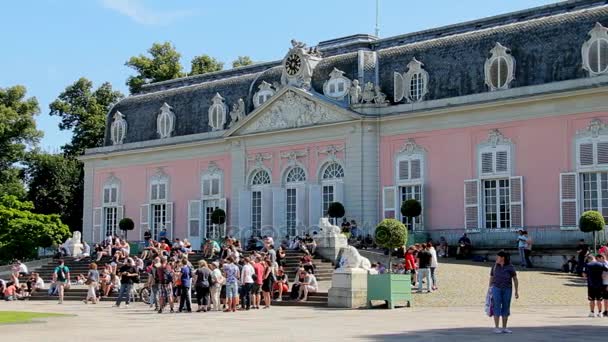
xmin=0 ymin=0 xmax=557 ymax=151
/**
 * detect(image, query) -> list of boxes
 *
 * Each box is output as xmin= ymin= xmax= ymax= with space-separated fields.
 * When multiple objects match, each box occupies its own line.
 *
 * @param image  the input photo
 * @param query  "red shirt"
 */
xmin=253 ymin=262 xmax=265 ymax=285
xmin=404 ymin=253 xmax=417 ymax=271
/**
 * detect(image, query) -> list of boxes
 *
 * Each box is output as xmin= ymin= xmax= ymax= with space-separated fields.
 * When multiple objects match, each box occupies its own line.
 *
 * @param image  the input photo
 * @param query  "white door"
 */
xmin=203 ymin=200 xmax=219 ymax=240
xmin=188 ymin=200 xmax=201 ymax=250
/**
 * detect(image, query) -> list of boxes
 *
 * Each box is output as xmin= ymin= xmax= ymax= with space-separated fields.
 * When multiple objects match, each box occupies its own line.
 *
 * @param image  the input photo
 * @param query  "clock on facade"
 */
xmin=285 ymin=53 xmax=302 ymax=76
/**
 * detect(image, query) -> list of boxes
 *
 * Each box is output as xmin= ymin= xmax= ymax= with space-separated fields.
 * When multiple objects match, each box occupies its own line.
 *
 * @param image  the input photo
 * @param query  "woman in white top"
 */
xmin=428 ymin=242 xmax=439 ymax=291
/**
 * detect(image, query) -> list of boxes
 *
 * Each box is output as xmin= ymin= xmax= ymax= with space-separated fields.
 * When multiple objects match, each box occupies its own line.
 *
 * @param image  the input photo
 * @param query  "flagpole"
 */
xmin=375 ymin=0 xmax=380 ymax=37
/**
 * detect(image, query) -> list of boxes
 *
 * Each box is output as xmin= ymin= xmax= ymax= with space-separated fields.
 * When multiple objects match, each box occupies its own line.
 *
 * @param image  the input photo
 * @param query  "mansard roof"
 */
xmin=103 ymin=0 xmax=608 ymax=147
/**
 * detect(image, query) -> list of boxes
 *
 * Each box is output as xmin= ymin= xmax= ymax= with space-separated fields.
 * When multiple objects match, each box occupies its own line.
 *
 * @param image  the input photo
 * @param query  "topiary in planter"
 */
xmin=211 ymin=208 xmax=226 ymax=225
xmin=327 ymin=202 xmax=345 ymax=219
xmin=119 ymin=218 xmax=135 ymax=240
xmin=375 ymin=218 xmax=408 ymax=271
xmin=401 ymin=199 xmax=421 ymax=230
xmin=579 ymin=210 xmax=605 ymax=252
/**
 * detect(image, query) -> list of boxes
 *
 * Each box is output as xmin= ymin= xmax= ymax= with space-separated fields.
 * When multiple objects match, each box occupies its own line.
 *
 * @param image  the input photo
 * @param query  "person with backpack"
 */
xmin=154 ymin=257 xmax=174 ymax=313
xmin=178 ymin=259 xmax=193 ymax=313
xmin=193 ymin=260 xmax=211 ymax=312
xmin=52 ymin=259 xmax=70 ymax=304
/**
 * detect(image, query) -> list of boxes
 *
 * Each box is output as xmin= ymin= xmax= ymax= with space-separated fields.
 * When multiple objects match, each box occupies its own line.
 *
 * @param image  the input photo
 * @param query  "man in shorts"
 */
xmin=223 ymin=256 xmax=240 ymax=312
xmin=52 ymin=259 xmax=70 ymax=304
xmin=252 ymin=256 xmax=265 ymax=309
xmin=154 ymin=257 xmax=174 ymax=313
xmin=583 ymin=254 xmax=608 ymax=317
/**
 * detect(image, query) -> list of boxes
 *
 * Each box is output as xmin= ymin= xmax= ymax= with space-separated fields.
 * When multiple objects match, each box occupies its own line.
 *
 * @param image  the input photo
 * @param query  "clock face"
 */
xmin=285 ymin=53 xmax=301 ymax=76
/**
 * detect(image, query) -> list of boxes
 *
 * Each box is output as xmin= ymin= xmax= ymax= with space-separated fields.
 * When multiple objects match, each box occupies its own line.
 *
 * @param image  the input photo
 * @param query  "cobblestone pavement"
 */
xmin=411 ymin=259 xmax=588 ymax=307
xmin=0 ymin=261 xmax=601 ymax=341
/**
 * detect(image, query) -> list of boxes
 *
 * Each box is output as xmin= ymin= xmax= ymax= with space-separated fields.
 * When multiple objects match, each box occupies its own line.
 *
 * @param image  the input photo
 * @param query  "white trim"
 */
xmin=484 ymin=42 xmax=515 ymax=91
xmin=382 ymin=186 xmax=396 ymax=219
xmin=509 ymin=176 xmax=524 ymax=228
xmin=477 ymin=129 xmax=513 ymax=179
xmin=582 ymin=23 xmax=608 ymax=77
xmin=464 ymin=179 xmax=480 ymax=231
xmin=559 ymin=172 xmax=579 ymax=228
xmin=139 ymin=204 xmax=150 ymax=241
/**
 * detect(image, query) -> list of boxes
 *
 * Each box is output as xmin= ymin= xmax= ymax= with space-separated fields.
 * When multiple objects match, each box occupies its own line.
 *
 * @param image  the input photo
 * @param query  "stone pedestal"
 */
xmin=328 ymin=268 xmax=368 ymax=308
xmin=314 ymin=234 xmax=347 ymax=264
xmin=72 ymin=243 xmax=83 ymax=257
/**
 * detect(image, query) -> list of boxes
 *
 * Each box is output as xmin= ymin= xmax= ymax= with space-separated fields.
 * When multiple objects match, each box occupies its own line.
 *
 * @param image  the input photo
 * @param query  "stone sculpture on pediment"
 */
xmin=229 ymin=98 xmax=245 ymax=128
xmin=349 ymin=79 xmax=362 ymax=105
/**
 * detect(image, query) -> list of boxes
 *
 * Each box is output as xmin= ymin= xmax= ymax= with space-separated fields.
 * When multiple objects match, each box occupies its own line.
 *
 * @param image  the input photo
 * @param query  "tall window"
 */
xmin=286 ymin=188 xmax=297 ymax=237
xmin=251 ymin=191 xmax=262 ymax=237
xmin=150 ymin=176 xmax=168 ymax=240
xmin=102 ymin=181 xmax=120 ymax=237
xmin=322 ymin=185 xmax=334 ymax=216
xmin=400 ymin=185 xmax=422 ymax=230
xmin=483 ymin=179 xmax=510 ymax=229
xmin=204 ymin=201 xmax=220 ymax=239
xmin=321 ymin=162 xmax=344 ymax=217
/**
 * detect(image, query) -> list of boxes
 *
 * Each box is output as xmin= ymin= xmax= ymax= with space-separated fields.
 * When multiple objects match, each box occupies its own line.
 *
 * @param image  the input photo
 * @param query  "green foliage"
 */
xmin=24 ymin=152 xmax=83 ymax=231
xmin=125 ymin=42 xmax=185 ymax=93
xmin=232 ymin=56 xmax=254 ymax=68
xmin=49 ymin=78 xmax=123 ymax=157
xmin=190 ymin=54 xmax=224 ymax=76
xmin=0 ymin=85 xmax=41 ymax=198
xmin=327 ymin=202 xmax=345 ymax=219
xmin=579 ymin=210 xmax=605 ymax=233
xmin=374 ymin=218 xmax=408 ymax=250
xmin=401 ymin=199 xmax=422 ymax=218
xmin=211 ymin=208 xmax=226 ymax=225
xmin=119 ymin=218 xmax=135 ymax=231
xmin=0 ymin=195 xmax=70 ymax=261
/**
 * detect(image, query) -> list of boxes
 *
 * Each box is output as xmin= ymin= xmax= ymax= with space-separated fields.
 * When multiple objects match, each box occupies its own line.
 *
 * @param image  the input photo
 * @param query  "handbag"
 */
xmin=484 ymin=287 xmax=494 ymax=317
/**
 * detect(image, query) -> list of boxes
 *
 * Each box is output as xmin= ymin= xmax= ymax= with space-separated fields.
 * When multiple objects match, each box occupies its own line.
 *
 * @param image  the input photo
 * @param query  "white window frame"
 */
xmin=582 ymin=22 xmax=608 ymax=77
xmin=481 ymin=178 xmax=511 ymax=229
xmin=249 ymin=168 xmax=271 ymax=238
xmin=484 ymin=42 xmax=515 ymax=91
xmin=478 ymin=145 xmax=511 ymax=179
xmin=323 ymin=68 xmax=351 ymax=100
xmin=101 ymin=176 xmax=122 ymax=239
xmin=202 ymin=174 xmax=223 ymax=199
xmin=284 ymin=165 xmax=307 ymax=237
xmin=394 ymin=58 xmax=429 ymax=103
xmin=208 ymin=93 xmax=227 ymax=131
xmin=253 ymin=81 xmax=276 ymax=108
xmin=398 ymin=184 xmax=423 ymax=231
xmin=156 ymin=102 xmax=175 ymax=139
xmin=394 ymin=139 xmax=426 ymax=230
xmin=110 ymin=111 xmax=127 ymax=145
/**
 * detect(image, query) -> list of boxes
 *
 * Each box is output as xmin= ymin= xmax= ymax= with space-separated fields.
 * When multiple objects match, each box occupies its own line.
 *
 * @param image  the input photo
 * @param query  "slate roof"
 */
xmin=103 ymin=0 xmax=608 ymax=147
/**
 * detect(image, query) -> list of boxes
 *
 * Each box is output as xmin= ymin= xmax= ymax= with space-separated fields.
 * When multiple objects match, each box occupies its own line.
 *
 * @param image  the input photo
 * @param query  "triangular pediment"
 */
xmin=225 ymin=87 xmax=359 ymax=137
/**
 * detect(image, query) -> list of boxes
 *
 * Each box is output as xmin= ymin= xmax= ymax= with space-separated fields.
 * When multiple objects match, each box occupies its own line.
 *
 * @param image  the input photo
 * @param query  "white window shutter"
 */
xmin=410 ymin=159 xmax=421 ymax=179
xmin=308 ymin=184 xmax=322 ymax=230
xmin=419 ymin=184 xmax=425 ymax=230
xmin=218 ymin=198 xmax=227 ymax=237
xmin=272 ymin=187 xmax=287 ymax=236
xmin=334 ymin=182 xmax=345 ymax=205
xmin=238 ymin=190 xmax=252 ymax=233
xmin=296 ymin=185 xmax=308 ymax=233
xmin=481 ymin=152 xmax=494 ymax=174
xmin=261 ymin=188 xmax=273 ymax=230
xmin=579 ymin=143 xmax=594 ymax=166
xmin=382 ymin=186 xmax=396 ymax=219
xmin=393 ymin=72 xmax=405 ymax=102
xmin=560 ymin=172 xmax=579 ymax=228
xmin=165 ymin=202 xmax=174 ymax=240
xmin=93 ymin=207 xmax=102 ymax=242
xmin=509 ymin=176 xmax=523 ymax=228
xmin=598 ymin=141 xmax=608 ymax=164
xmin=139 ymin=204 xmax=150 ymax=240
xmin=464 ymin=179 xmax=480 ymax=230
xmin=398 ymin=160 xmax=409 ymax=180
xmin=188 ymin=200 xmax=201 ymax=238
xmin=496 ymin=151 xmax=509 ymax=173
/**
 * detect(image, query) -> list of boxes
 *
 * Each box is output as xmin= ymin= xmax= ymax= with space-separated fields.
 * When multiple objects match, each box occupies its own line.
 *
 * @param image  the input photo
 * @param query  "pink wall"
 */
xmin=94 ymin=154 xmax=231 ymax=240
xmin=380 ymin=112 xmax=608 ymax=230
xmin=246 ymin=139 xmax=346 ymax=183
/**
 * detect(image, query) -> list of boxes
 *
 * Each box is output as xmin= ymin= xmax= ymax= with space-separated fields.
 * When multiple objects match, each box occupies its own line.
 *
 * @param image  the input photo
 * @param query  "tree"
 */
xmin=327 ymin=202 xmax=345 ymax=222
xmin=190 ymin=55 xmax=224 ymax=76
xmin=232 ymin=56 xmax=253 ymax=68
xmin=125 ymin=42 xmax=185 ymax=93
xmin=0 ymin=85 xmax=41 ymax=198
xmin=0 ymin=195 xmax=70 ymax=261
xmin=49 ymin=78 xmax=124 ymax=157
xmin=374 ymin=219 xmax=408 ymax=271
xmin=119 ymin=218 xmax=135 ymax=240
xmin=23 ymin=152 xmax=83 ymax=231
xmin=401 ymin=199 xmax=422 ymax=230
xmin=579 ymin=210 xmax=605 ymax=253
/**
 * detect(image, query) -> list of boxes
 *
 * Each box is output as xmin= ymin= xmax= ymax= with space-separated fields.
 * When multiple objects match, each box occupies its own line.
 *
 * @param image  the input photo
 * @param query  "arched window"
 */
xmin=208 ymin=93 xmax=227 ymax=131
xmin=286 ymin=167 xmax=306 ymax=183
xmin=484 ymin=43 xmax=515 ymax=91
xmin=582 ymin=23 xmax=608 ymax=77
xmin=251 ymin=169 xmax=271 ymax=186
xmin=100 ymin=176 xmax=123 ymax=239
xmin=253 ymin=81 xmax=276 ymax=108
xmin=320 ymin=162 xmax=344 ymax=219
xmin=394 ymin=58 xmax=429 ymax=103
xmin=323 ymin=68 xmax=351 ymax=100
xmin=110 ymin=111 xmax=127 ymax=145
xmin=156 ymin=103 xmax=175 ymax=139
xmin=322 ymin=162 xmax=344 ymax=180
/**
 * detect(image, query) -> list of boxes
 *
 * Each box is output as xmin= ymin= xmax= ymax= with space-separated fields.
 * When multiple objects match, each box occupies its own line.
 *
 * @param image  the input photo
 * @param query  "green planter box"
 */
xmin=367 ymin=273 xmax=412 ymax=309
xmin=129 ymin=242 xmax=140 ymax=255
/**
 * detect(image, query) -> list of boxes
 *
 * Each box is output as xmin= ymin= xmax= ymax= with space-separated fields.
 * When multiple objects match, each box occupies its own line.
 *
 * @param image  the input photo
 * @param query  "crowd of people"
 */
xmin=0 ymin=261 xmax=46 ymax=301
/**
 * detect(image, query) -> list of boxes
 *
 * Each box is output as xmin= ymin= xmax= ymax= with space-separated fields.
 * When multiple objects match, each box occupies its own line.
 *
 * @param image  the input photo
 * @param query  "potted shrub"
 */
xmin=401 ymin=199 xmax=421 ymax=231
xmin=327 ymin=201 xmax=345 ymax=227
xmin=211 ymin=208 xmax=226 ymax=238
xmin=579 ymin=210 xmax=605 ymax=253
xmin=367 ymin=218 xmax=411 ymax=309
xmin=119 ymin=217 xmax=135 ymax=240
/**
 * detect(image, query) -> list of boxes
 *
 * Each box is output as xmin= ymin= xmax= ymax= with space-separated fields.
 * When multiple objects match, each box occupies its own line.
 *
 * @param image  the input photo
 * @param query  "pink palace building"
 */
xmin=81 ymin=1 xmax=608 ymax=249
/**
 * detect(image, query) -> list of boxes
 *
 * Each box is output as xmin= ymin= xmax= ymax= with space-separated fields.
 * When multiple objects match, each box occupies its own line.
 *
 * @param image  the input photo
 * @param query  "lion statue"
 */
xmin=338 ymin=245 xmax=371 ymax=271
xmin=318 ymin=218 xmax=341 ymax=237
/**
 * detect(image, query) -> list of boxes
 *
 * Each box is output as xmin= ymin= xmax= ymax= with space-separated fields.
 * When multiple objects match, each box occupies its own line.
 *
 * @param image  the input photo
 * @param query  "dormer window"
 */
xmin=110 ymin=111 xmax=127 ymax=145
xmin=484 ymin=43 xmax=515 ymax=91
xmin=208 ymin=93 xmax=227 ymax=131
xmin=582 ymin=23 xmax=608 ymax=77
xmin=394 ymin=58 xmax=429 ymax=103
xmin=253 ymin=81 xmax=276 ymax=108
xmin=323 ymin=68 xmax=351 ymax=100
xmin=156 ymin=103 xmax=175 ymax=139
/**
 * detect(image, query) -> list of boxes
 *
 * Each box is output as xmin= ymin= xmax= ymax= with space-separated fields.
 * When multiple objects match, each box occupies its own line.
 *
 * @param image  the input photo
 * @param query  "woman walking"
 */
xmin=84 ymin=263 xmax=99 ymax=304
xmin=194 ymin=260 xmax=211 ymax=312
xmin=261 ymin=259 xmax=274 ymax=309
xmin=488 ymin=251 xmax=519 ymax=334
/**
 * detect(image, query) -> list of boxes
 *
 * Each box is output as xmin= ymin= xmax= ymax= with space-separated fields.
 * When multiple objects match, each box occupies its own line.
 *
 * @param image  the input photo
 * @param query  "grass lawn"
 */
xmin=0 ymin=311 xmax=69 ymax=324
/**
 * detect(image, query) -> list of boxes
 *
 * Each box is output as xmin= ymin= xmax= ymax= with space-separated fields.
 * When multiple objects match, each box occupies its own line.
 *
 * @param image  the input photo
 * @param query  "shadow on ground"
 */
xmin=361 ymin=325 xmax=607 ymax=341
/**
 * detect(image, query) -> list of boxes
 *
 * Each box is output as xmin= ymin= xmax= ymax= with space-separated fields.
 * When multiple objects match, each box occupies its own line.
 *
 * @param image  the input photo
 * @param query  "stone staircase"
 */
xmin=28 ymin=250 xmax=332 ymax=307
